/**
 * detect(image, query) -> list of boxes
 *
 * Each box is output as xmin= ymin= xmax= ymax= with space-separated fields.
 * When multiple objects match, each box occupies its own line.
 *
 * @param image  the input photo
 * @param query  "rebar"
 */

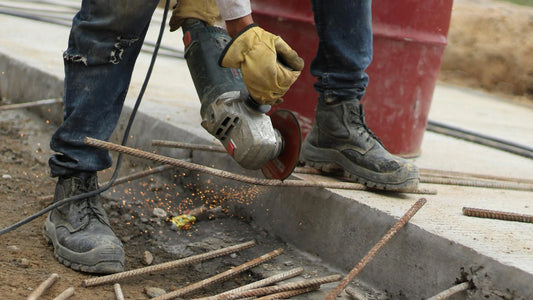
xmin=82 ymin=240 xmax=255 ymax=287
xmin=153 ymin=248 xmax=284 ymax=300
xmin=27 ymin=273 xmax=59 ymax=300
xmin=344 ymin=286 xmax=369 ymax=300
xmin=326 ymin=198 xmax=427 ymax=300
xmin=420 ymin=175 xmax=533 ymax=192
xmin=39 ymin=164 xmax=174 ymax=202
xmin=114 ymin=283 xmax=125 ymax=300
xmin=426 ymin=282 xmax=470 ymax=300
xmin=85 ymin=138 xmax=435 ymax=195
xmin=463 ymin=207 xmax=533 ymax=223
xmin=52 ymin=287 xmax=75 ymax=300
xmin=420 ymin=168 xmax=533 ymax=185
xmin=255 ymin=286 xmax=319 ymax=300
xmin=194 ymin=275 xmax=341 ymax=300
xmin=220 ymin=267 xmax=304 ymax=295
xmin=0 ymin=98 xmax=62 ymax=111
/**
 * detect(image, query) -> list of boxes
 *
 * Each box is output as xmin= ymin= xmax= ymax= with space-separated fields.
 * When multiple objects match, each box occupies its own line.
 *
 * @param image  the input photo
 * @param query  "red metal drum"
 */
xmin=253 ymin=0 xmax=453 ymax=157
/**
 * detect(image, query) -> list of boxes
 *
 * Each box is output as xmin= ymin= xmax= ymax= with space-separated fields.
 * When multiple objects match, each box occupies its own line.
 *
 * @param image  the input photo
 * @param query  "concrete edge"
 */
xmin=1 ymin=52 xmax=531 ymax=299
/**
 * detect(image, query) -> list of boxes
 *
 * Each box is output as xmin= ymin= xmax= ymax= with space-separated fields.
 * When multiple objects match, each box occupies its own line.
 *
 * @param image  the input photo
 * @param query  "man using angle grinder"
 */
xmin=44 ymin=0 xmax=419 ymax=274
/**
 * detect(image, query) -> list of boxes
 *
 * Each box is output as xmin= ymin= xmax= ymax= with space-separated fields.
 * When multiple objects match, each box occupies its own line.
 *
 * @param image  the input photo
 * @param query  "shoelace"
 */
xmin=347 ymin=104 xmax=384 ymax=146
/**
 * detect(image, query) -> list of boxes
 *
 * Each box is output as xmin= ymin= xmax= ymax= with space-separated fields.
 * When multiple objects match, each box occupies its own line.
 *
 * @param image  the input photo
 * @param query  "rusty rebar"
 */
xmin=52 ymin=287 xmax=75 ymax=300
xmin=85 ymin=138 xmax=435 ymax=195
xmin=194 ymin=275 xmax=341 ymax=300
xmin=114 ymin=283 xmax=125 ymax=300
xmin=426 ymin=282 xmax=470 ymax=300
xmin=27 ymin=273 xmax=59 ymax=300
xmin=39 ymin=164 xmax=174 ymax=202
xmin=344 ymin=286 xmax=369 ymax=300
xmin=0 ymin=98 xmax=62 ymax=111
xmin=255 ymin=286 xmax=319 ymax=299
xmin=326 ymin=198 xmax=427 ymax=300
xmin=463 ymin=207 xmax=533 ymax=223
xmin=420 ymin=175 xmax=533 ymax=192
xmin=153 ymin=248 xmax=284 ymax=300
xmin=420 ymin=168 xmax=533 ymax=185
xmin=220 ymin=267 xmax=304 ymax=295
xmin=82 ymin=240 xmax=255 ymax=287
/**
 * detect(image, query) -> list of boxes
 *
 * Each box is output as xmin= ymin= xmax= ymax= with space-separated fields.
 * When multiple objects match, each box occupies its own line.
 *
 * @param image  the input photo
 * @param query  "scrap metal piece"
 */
xmin=426 ymin=282 xmax=471 ymax=300
xmin=27 ymin=273 xmax=59 ymax=300
xmin=463 ymin=207 xmax=533 ymax=223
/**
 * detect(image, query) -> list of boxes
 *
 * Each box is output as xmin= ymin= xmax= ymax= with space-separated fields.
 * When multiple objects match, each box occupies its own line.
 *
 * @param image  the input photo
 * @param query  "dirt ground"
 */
xmin=1 ymin=0 xmax=532 ymax=299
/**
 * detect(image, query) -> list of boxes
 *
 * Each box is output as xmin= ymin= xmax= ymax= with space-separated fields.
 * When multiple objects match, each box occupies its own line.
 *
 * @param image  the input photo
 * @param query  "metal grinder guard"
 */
xmin=181 ymin=19 xmax=301 ymax=179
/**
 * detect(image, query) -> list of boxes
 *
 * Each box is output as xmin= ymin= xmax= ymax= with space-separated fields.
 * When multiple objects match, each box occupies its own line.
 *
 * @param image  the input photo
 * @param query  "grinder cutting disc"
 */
xmin=261 ymin=109 xmax=302 ymax=180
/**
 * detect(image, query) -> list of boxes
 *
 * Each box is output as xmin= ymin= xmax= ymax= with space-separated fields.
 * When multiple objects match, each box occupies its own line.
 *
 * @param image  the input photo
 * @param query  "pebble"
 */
xmin=2 ymin=174 xmax=12 ymax=179
xmin=230 ymin=253 xmax=238 ymax=258
xmin=145 ymin=287 xmax=166 ymax=298
xmin=142 ymin=251 xmax=154 ymax=265
xmin=7 ymin=245 xmax=20 ymax=252
xmin=18 ymin=258 xmax=31 ymax=268
xmin=152 ymin=208 xmax=167 ymax=219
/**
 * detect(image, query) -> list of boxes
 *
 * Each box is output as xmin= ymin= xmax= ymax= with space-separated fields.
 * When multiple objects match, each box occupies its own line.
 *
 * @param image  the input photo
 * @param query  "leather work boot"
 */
xmin=301 ymin=100 xmax=419 ymax=191
xmin=44 ymin=172 xmax=124 ymax=273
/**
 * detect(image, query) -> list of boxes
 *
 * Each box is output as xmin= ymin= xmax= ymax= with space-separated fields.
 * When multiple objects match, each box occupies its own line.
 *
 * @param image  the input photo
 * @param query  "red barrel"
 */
xmin=252 ymin=0 xmax=453 ymax=156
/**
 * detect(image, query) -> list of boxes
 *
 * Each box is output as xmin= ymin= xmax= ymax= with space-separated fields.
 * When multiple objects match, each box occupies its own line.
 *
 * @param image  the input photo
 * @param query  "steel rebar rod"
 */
xmin=152 ymin=248 xmax=284 ymax=300
xmin=326 ymin=198 xmax=427 ymax=300
xmin=420 ymin=168 xmax=533 ymax=185
xmin=255 ymin=286 xmax=319 ymax=300
xmin=27 ymin=273 xmax=59 ymax=300
xmin=82 ymin=240 xmax=255 ymax=287
xmin=463 ymin=207 xmax=533 ymax=223
xmin=152 ymin=140 xmax=226 ymax=153
xmin=426 ymin=282 xmax=470 ymax=300
xmin=114 ymin=283 xmax=125 ymax=300
xmin=52 ymin=287 xmax=75 ymax=300
xmin=421 ymin=176 xmax=533 ymax=192
xmin=344 ymin=286 xmax=369 ymax=300
xmin=0 ymin=98 xmax=62 ymax=111
xmin=220 ymin=267 xmax=304 ymax=295
xmin=85 ymin=138 xmax=435 ymax=195
xmin=39 ymin=164 xmax=174 ymax=202
xmin=194 ymin=275 xmax=341 ymax=300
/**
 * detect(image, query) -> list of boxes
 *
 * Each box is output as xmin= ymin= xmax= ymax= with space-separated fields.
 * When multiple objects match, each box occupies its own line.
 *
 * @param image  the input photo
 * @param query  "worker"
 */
xmin=45 ymin=0 xmax=419 ymax=274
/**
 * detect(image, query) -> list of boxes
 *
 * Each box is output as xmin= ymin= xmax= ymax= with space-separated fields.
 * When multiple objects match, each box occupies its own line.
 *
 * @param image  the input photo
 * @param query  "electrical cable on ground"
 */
xmin=0 ymin=0 xmax=171 ymax=236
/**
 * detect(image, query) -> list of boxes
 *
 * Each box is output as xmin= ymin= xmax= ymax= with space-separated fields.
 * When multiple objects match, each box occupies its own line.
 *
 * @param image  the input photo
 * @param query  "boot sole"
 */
xmin=44 ymin=216 xmax=124 ymax=274
xmin=301 ymin=141 xmax=419 ymax=191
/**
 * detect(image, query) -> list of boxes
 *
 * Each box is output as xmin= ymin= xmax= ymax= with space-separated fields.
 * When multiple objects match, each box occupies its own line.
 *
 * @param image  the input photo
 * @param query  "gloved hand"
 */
xmin=220 ymin=24 xmax=304 ymax=105
xmin=169 ymin=0 xmax=220 ymax=32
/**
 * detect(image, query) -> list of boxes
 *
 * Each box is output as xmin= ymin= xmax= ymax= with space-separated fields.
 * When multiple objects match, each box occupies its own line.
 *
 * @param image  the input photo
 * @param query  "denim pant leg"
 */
xmin=49 ymin=0 xmax=159 ymax=177
xmin=309 ymin=0 xmax=373 ymax=102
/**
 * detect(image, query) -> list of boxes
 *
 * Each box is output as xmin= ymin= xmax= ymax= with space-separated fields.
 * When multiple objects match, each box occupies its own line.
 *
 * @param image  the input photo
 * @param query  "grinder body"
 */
xmin=181 ymin=20 xmax=283 ymax=170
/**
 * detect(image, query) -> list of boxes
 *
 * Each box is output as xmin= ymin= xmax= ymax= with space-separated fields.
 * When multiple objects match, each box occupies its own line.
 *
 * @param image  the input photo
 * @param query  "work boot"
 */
xmin=44 ymin=172 xmax=124 ymax=274
xmin=301 ymin=100 xmax=419 ymax=191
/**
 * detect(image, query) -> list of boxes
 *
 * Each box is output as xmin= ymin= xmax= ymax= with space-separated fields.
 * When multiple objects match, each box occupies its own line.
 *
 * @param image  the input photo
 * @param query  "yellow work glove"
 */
xmin=220 ymin=24 xmax=304 ymax=105
xmin=169 ymin=0 xmax=220 ymax=32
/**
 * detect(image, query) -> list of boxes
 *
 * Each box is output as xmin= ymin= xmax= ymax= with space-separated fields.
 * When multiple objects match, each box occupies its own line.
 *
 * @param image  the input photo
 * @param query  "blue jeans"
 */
xmin=49 ymin=0 xmax=159 ymax=177
xmin=49 ymin=0 xmax=373 ymax=176
xmin=310 ymin=0 xmax=373 ymax=103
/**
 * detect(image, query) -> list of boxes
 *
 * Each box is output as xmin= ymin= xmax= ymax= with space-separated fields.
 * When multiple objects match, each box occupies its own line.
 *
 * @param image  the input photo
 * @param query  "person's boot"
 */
xmin=301 ymin=100 xmax=419 ymax=191
xmin=44 ymin=172 xmax=124 ymax=273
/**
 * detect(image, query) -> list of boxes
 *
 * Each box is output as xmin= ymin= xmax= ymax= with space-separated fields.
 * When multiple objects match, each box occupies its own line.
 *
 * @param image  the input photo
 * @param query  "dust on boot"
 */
xmin=301 ymin=100 xmax=419 ymax=191
xmin=44 ymin=172 xmax=124 ymax=274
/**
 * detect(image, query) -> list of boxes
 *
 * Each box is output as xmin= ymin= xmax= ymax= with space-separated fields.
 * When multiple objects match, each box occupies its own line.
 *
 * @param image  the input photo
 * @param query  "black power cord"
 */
xmin=0 ymin=0 xmax=171 ymax=235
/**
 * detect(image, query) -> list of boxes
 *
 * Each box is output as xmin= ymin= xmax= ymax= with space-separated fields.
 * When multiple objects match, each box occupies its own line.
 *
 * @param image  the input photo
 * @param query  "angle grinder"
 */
xmin=180 ymin=19 xmax=301 ymax=180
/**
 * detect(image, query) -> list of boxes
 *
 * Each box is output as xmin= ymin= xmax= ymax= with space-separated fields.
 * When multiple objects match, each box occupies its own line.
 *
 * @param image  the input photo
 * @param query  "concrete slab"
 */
xmin=1 ymin=3 xmax=532 ymax=299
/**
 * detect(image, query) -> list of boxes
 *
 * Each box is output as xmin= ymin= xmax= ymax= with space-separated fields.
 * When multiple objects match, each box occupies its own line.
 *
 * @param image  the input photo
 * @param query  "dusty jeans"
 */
xmin=49 ymin=0 xmax=159 ymax=177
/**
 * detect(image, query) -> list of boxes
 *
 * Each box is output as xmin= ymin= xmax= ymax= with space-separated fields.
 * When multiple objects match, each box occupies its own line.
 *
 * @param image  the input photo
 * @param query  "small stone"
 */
xmin=142 ymin=251 xmax=154 ymax=265
xmin=152 ymin=208 xmax=167 ymax=219
xmin=283 ymin=261 xmax=294 ymax=266
xmin=2 ymin=174 xmax=12 ymax=179
xmin=230 ymin=253 xmax=238 ymax=259
xmin=140 ymin=217 xmax=149 ymax=223
xmin=145 ymin=287 xmax=166 ymax=298
xmin=7 ymin=245 xmax=20 ymax=252
xmin=18 ymin=258 xmax=31 ymax=268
